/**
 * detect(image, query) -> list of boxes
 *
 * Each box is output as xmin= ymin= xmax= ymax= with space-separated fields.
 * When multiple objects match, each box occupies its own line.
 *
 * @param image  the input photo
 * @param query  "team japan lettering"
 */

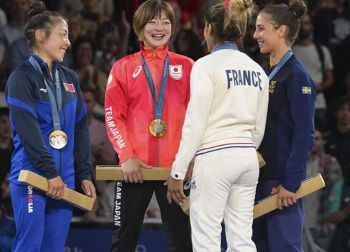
xmin=226 ymin=69 xmax=262 ymax=91
xmin=105 ymin=106 xmax=126 ymax=149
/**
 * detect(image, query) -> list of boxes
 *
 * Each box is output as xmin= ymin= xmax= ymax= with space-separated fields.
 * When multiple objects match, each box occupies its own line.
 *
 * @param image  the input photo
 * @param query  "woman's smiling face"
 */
xmin=254 ymin=12 xmax=280 ymax=54
xmin=142 ymin=11 xmax=172 ymax=48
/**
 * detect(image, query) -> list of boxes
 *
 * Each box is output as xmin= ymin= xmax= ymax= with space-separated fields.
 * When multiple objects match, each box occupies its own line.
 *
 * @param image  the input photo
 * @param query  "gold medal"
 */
xmin=49 ymin=130 xmax=68 ymax=149
xmin=149 ymin=119 xmax=167 ymax=137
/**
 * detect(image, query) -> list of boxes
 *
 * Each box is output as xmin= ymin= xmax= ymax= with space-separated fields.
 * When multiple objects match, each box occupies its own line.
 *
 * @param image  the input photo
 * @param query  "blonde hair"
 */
xmin=224 ymin=0 xmax=254 ymax=39
xmin=206 ymin=0 xmax=254 ymax=41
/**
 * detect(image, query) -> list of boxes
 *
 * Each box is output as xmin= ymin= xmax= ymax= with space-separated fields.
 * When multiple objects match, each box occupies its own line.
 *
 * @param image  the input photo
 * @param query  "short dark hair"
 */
xmin=133 ymin=0 xmax=175 ymax=41
xmin=71 ymin=36 xmax=96 ymax=66
xmin=334 ymin=96 xmax=350 ymax=113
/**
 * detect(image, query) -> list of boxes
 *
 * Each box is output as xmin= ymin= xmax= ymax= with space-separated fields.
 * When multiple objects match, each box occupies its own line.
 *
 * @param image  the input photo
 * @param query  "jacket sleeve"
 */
xmin=104 ymin=61 xmax=135 ymax=163
xmin=282 ymin=72 xmax=316 ymax=192
xmin=184 ymin=58 xmax=194 ymax=106
xmin=252 ymin=73 xmax=269 ymax=149
xmin=72 ymin=71 xmax=92 ymax=182
xmin=171 ymin=59 xmax=214 ymax=180
xmin=5 ymin=70 xmax=59 ymax=179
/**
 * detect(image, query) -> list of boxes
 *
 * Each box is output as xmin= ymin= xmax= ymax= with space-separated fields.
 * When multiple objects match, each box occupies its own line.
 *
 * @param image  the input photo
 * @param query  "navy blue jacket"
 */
xmin=258 ymin=55 xmax=316 ymax=192
xmin=5 ymin=55 xmax=91 ymax=188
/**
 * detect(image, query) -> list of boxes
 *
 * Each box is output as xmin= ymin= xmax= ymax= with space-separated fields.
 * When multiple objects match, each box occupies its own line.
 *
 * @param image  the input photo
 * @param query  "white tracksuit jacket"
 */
xmin=171 ymin=46 xmax=269 ymax=180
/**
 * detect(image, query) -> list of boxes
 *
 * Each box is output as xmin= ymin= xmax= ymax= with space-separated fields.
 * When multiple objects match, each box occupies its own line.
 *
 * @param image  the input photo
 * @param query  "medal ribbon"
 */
xmin=29 ymin=55 xmax=62 ymax=131
xmin=212 ymin=41 xmax=238 ymax=53
xmin=141 ymin=54 xmax=169 ymax=120
xmin=268 ymin=50 xmax=293 ymax=80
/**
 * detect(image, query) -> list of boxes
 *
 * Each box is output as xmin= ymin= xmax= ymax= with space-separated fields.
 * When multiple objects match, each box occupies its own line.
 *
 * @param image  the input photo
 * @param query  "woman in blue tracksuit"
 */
xmin=252 ymin=0 xmax=316 ymax=251
xmin=5 ymin=1 xmax=96 ymax=251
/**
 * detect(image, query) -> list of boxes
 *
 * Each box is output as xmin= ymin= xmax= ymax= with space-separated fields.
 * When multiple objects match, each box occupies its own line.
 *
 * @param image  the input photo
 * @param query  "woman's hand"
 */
xmin=121 ymin=158 xmax=151 ymax=183
xmin=272 ymin=185 xmax=297 ymax=210
xmin=47 ymin=176 xmax=65 ymax=199
xmin=167 ymin=176 xmax=186 ymax=204
xmin=81 ymin=180 xmax=97 ymax=200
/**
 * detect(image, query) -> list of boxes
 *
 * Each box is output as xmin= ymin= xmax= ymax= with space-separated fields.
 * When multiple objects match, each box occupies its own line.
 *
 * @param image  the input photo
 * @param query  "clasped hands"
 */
xmin=271 ymin=185 xmax=297 ymax=210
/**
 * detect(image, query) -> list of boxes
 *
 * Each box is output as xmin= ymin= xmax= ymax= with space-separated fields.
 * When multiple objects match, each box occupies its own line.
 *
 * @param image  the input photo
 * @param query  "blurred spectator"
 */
xmin=0 ymin=174 xmax=16 ymax=252
xmin=332 ymin=30 xmax=350 ymax=99
xmin=0 ymin=8 xmax=6 ymax=27
xmin=309 ymin=0 xmax=334 ymax=17
xmin=0 ymin=174 xmax=13 ymax=216
xmin=166 ymin=0 xmax=183 ymax=36
xmin=325 ymin=96 xmax=350 ymax=182
xmin=8 ymin=37 xmax=30 ymax=71
xmin=344 ymin=68 xmax=350 ymax=98
xmin=293 ymin=13 xmax=334 ymax=129
xmin=60 ymin=0 xmax=114 ymax=18
xmin=83 ymin=88 xmax=117 ymax=219
xmin=82 ymin=88 xmax=116 ymax=169
xmin=67 ymin=15 xmax=86 ymax=43
xmin=0 ymin=107 xmax=13 ymax=183
xmin=1 ymin=0 xmax=31 ymax=71
xmin=313 ymin=0 xmax=350 ymax=100
xmin=0 ymin=48 xmax=9 ymax=107
xmin=1 ymin=0 xmax=30 ymax=46
xmin=71 ymin=36 xmax=107 ymax=114
xmin=78 ymin=0 xmax=111 ymax=42
xmin=95 ymin=11 xmax=131 ymax=74
xmin=63 ymin=15 xmax=86 ymax=68
xmin=173 ymin=28 xmax=205 ymax=61
xmin=169 ymin=0 xmax=204 ymax=29
xmin=167 ymin=0 xmax=206 ymax=48
xmin=327 ymin=179 xmax=350 ymax=252
xmin=95 ymin=181 xmax=115 ymax=219
xmin=313 ymin=0 xmax=350 ymax=49
xmin=303 ymin=127 xmax=342 ymax=251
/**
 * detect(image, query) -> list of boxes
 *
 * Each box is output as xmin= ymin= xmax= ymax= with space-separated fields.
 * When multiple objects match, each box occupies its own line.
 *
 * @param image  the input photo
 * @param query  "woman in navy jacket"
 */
xmin=5 ymin=1 xmax=96 ymax=251
xmin=252 ymin=0 xmax=316 ymax=251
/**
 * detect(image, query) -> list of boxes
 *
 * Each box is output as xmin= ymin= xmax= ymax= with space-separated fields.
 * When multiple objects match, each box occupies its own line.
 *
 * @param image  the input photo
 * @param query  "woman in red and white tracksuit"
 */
xmin=104 ymin=1 xmax=193 ymax=251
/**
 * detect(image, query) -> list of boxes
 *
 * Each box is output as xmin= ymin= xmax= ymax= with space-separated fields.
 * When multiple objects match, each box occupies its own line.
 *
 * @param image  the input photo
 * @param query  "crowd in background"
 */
xmin=0 ymin=0 xmax=349 ymax=251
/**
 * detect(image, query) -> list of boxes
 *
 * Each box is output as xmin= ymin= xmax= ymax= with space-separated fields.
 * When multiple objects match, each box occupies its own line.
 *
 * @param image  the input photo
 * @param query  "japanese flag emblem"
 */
xmin=169 ymin=65 xmax=183 ymax=80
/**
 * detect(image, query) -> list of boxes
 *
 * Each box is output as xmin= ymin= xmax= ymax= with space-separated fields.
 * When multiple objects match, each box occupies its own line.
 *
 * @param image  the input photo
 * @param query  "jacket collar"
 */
xmin=30 ymin=53 xmax=58 ymax=76
xmin=140 ymin=43 xmax=169 ymax=60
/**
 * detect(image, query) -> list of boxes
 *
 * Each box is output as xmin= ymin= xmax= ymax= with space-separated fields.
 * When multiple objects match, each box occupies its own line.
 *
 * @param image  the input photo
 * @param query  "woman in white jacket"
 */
xmin=167 ymin=0 xmax=269 ymax=251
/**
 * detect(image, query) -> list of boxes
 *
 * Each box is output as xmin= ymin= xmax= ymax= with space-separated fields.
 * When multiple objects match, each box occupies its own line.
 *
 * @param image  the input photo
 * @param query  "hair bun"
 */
xmin=227 ymin=0 xmax=254 ymax=18
xmin=288 ymin=0 xmax=307 ymax=19
xmin=27 ymin=0 xmax=46 ymax=17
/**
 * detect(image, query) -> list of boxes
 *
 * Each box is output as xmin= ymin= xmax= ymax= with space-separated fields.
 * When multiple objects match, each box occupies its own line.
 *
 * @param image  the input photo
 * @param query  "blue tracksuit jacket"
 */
xmin=6 ymin=54 xmax=91 ymax=187
xmin=5 ymin=54 xmax=92 ymax=252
